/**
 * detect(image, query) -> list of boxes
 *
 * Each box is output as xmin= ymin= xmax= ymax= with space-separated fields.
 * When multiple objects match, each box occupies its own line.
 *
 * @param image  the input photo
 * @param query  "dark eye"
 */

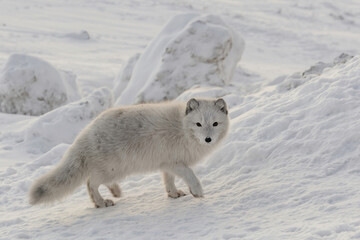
xmin=196 ymin=122 xmax=202 ymax=127
xmin=213 ymin=122 xmax=218 ymax=127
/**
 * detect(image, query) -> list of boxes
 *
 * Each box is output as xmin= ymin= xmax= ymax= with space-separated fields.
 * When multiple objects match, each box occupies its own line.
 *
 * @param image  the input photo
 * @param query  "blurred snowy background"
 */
xmin=0 ymin=0 xmax=359 ymax=239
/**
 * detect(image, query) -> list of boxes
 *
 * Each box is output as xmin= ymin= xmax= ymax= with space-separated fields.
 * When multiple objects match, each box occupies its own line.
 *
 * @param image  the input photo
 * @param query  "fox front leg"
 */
xmin=161 ymin=163 xmax=204 ymax=198
xmin=162 ymin=171 xmax=186 ymax=198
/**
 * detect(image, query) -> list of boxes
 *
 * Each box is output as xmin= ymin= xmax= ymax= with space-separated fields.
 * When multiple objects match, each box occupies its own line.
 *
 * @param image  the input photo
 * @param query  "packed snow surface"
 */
xmin=1 ymin=0 xmax=360 ymax=240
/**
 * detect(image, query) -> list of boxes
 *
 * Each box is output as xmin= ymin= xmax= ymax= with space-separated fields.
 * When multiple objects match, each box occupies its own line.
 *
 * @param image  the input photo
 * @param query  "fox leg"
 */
xmin=162 ymin=171 xmax=186 ymax=198
xmin=106 ymin=183 xmax=121 ymax=198
xmin=161 ymin=163 xmax=203 ymax=198
xmin=87 ymin=178 xmax=114 ymax=208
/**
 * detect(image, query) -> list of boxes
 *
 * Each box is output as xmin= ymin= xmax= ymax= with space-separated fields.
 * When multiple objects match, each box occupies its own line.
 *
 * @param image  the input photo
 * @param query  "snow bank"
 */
xmin=113 ymin=53 xmax=141 ymax=100
xmin=116 ymin=13 xmax=245 ymax=105
xmin=176 ymin=86 xmax=229 ymax=102
xmin=229 ymin=55 xmax=360 ymax=174
xmin=214 ymin=55 xmax=360 ymax=237
xmin=277 ymin=53 xmax=354 ymax=91
xmin=2 ymin=55 xmax=359 ymax=240
xmin=0 ymin=54 xmax=81 ymax=116
xmin=64 ymin=30 xmax=91 ymax=40
xmin=24 ymin=87 xmax=112 ymax=153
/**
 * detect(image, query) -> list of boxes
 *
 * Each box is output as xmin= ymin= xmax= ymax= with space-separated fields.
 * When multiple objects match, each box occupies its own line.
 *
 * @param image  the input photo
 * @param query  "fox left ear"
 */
xmin=215 ymin=98 xmax=228 ymax=115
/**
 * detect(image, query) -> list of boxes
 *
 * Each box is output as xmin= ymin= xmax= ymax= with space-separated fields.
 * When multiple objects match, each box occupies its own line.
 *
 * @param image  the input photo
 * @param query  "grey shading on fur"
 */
xmin=29 ymin=98 xmax=229 ymax=208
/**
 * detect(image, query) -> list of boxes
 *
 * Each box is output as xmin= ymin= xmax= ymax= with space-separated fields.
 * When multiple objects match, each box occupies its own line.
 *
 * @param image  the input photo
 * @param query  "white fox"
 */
xmin=29 ymin=98 xmax=229 ymax=208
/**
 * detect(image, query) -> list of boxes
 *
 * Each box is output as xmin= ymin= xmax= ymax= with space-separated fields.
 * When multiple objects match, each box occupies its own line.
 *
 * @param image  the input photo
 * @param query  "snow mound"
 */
xmin=231 ymin=55 xmax=360 ymax=171
xmin=176 ymin=86 xmax=229 ymax=102
xmin=216 ymin=55 xmax=360 ymax=237
xmin=64 ymin=30 xmax=91 ymax=40
xmin=116 ymin=13 xmax=245 ymax=105
xmin=277 ymin=53 xmax=354 ymax=91
xmin=24 ymin=87 xmax=113 ymax=153
xmin=0 ymin=54 xmax=81 ymax=116
xmin=113 ymin=53 xmax=141 ymax=100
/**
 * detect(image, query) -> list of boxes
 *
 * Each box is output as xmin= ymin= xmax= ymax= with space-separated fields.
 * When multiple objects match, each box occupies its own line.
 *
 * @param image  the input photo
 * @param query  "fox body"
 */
xmin=29 ymin=98 xmax=229 ymax=208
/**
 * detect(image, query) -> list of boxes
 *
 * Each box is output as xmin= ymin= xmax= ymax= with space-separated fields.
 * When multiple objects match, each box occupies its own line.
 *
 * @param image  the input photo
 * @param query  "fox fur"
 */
xmin=29 ymin=98 xmax=229 ymax=208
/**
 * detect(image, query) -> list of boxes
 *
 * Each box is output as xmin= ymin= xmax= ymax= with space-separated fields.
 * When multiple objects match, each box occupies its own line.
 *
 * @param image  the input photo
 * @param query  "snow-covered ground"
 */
xmin=1 ymin=0 xmax=360 ymax=239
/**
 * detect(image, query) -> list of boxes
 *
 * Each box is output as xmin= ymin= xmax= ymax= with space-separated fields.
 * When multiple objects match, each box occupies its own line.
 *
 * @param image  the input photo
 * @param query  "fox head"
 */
xmin=183 ymin=98 xmax=230 ymax=145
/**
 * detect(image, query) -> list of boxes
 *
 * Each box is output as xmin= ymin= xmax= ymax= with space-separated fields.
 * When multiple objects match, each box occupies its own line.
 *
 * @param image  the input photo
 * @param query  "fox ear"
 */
xmin=186 ymin=98 xmax=199 ymax=115
xmin=215 ymin=98 xmax=228 ymax=115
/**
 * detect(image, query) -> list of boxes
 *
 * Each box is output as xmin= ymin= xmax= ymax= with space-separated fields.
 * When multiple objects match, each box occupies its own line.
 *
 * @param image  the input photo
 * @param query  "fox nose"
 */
xmin=205 ymin=137 xmax=212 ymax=143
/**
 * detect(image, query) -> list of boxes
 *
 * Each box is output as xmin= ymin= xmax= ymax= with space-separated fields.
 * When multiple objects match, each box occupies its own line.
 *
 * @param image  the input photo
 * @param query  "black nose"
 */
xmin=205 ymin=137 xmax=212 ymax=143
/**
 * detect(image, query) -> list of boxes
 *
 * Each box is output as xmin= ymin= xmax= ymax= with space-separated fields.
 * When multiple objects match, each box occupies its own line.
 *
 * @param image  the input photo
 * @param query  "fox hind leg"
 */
xmin=106 ymin=183 xmax=121 ymax=198
xmin=87 ymin=179 xmax=114 ymax=208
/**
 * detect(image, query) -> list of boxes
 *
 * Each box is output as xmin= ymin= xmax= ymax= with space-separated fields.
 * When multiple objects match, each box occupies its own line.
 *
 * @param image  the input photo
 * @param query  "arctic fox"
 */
xmin=29 ymin=98 xmax=229 ymax=208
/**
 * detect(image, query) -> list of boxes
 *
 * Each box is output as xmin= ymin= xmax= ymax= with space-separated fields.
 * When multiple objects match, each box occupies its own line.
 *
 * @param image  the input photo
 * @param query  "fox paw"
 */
xmin=110 ymin=187 xmax=121 ymax=198
xmin=95 ymin=199 xmax=115 ymax=208
xmin=168 ymin=189 xmax=186 ymax=198
xmin=108 ymin=183 xmax=121 ymax=198
xmin=190 ymin=185 xmax=204 ymax=198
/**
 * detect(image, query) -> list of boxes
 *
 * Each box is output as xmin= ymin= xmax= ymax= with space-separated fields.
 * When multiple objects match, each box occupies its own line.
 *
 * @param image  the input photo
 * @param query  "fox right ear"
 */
xmin=186 ymin=98 xmax=199 ymax=115
xmin=215 ymin=98 xmax=228 ymax=115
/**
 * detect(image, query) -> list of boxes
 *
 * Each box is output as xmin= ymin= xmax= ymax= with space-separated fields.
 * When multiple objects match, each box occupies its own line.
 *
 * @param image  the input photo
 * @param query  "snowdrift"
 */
xmin=1 ymin=53 xmax=360 ymax=239
xmin=212 ymin=54 xmax=360 ymax=238
xmin=0 ymin=54 xmax=81 ymax=116
xmin=24 ymin=87 xmax=113 ymax=153
xmin=113 ymin=53 xmax=141 ymax=100
xmin=116 ymin=13 xmax=245 ymax=105
xmin=225 ymin=54 xmax=360 ymax=176
xmin=277 ymin=53 xmax=355 ymax=92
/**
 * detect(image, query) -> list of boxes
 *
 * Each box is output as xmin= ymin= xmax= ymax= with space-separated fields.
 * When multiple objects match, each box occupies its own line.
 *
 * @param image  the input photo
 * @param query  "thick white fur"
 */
xmin=29 ymin=98 xmax=229 ymax=208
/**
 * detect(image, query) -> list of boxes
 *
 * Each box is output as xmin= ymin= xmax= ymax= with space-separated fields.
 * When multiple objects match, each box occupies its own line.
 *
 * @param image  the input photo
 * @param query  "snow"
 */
xmin=116 ymin=13 xmax=244 ymax=105
xmin=0 ymin=54 xmax=81 ymax=116
xmin=24 ymin=87 xmax=113 ymax=153
xmin=113 ymin=53 xmax=141 ymax=100
xmin=64 ymin=30 xmax=91 ymax=41
xmin=1 ymin=0 xmax=360 ymax=239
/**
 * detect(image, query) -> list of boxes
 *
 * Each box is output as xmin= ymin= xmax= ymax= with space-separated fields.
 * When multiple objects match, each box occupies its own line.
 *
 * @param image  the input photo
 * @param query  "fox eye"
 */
xmin=196 ymin=122 xmax=202 ymax=127
xmin=213 ymin=122 xmax=218 ymax=127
